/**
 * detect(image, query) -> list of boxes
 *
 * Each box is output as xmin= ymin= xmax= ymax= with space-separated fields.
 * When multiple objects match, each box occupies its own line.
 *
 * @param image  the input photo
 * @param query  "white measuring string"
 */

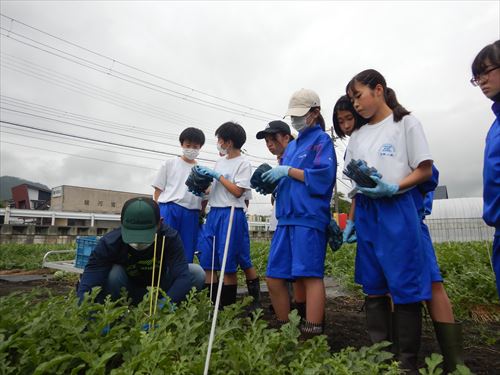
xmin=203 ymin=206 xmax=235 ymax=375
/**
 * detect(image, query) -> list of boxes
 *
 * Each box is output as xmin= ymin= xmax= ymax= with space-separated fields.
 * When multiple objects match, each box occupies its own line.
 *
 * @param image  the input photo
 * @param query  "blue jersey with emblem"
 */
xmin=275 ymin=124 xmax=336 ymax=230
xmin=483 ymin=101 xmax=500 ymax=232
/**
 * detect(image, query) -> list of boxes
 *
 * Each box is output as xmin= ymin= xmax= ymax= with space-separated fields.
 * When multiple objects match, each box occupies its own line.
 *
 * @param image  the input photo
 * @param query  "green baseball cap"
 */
xmin=120 ymin=197 xmax=160 ymax=244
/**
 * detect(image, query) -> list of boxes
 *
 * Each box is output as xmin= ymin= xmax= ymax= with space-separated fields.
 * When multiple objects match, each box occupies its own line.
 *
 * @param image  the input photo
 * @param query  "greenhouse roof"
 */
xmin=427 ymin=197 xmax=483 ymax=219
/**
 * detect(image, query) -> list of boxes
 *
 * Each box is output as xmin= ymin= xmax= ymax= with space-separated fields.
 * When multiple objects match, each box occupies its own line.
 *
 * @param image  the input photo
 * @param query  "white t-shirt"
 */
xmin=152 ymin=157 xmax=202 ymax=210
xmin=344 ymin=114 xmax=432 ymax=194
xmin=209 ymin=155 xmax=252 ymax=208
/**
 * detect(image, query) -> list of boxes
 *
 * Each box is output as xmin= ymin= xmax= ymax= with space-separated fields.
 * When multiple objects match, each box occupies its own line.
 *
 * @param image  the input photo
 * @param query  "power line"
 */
xmin=1 ymin=106 xmax=227 ymax=159
xmin=0 ymin=119 xmax=218 ymax=162
xmin=0 ymin=103 xmax=275 ymax=163
xmin=0 ymin=140 xmax=159 ymax=171
xmin=0 ymin=94 xmax=193 ymax=140
xmin=0 ymin=54 xmax=275 ymax=155
xmin=0 ymin=13 xmax=280 ymax=118
xmin=0 ymin=119 xmax=274 ymax=169
xmin=0 ymin=24 xmax=277 ymax=121
xmin=0 ymin=93 xmax=276 ymax=161
xmin=0 ymin=53 xmax=216 ymax=131
xmin=0 ymin=128 xmax=167 ymax=162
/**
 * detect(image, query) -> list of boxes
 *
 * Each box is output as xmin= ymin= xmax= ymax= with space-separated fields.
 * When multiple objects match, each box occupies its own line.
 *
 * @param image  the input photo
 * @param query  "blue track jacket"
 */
xmin=77 ymin=224 xmax=191 ymax=303
xmin=483 ymin=101 xmax=500 ymax=234
xmin=275 ymin=124 xmax=336 ymax=231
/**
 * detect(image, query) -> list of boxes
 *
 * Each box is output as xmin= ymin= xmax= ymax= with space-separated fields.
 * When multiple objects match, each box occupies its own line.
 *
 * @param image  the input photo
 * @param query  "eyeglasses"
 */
xmin=470 ymin=66 xmax=500 ymax=86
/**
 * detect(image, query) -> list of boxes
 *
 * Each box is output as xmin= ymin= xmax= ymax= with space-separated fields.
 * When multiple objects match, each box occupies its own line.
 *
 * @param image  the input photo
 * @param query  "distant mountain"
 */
xmin=0 ymin=176 xmax=51 ymax=201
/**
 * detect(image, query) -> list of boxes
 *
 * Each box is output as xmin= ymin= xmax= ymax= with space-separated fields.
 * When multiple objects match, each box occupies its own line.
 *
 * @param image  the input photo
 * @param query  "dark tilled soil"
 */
xmin=1 ymin=274 xmax=498 ymax=374
xmin=259 ymin=293 xmax=500 ymax=375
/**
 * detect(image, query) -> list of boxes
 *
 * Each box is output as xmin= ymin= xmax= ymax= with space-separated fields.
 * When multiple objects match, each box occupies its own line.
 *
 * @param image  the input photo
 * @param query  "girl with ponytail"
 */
xmin=342 ymin=69 xmax=434 ymax=372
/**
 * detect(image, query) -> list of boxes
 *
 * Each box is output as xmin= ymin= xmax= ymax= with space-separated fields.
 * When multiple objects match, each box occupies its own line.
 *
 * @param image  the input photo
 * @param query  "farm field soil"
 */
xmin=1 ymin=272 xmax=498 ymax=375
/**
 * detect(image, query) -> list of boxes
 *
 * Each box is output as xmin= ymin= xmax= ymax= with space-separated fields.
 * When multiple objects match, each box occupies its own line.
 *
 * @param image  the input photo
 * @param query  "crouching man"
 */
xmin=77 ymin=197 xmax=205 ymax=305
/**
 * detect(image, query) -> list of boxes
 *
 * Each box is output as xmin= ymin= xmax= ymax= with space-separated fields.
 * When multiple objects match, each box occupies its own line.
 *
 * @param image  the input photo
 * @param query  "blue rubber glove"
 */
xmin=101 ymin=324 xmax=111 ymax=336
xmin=197 ymin=166 xmax=222 ymax=181
xmin=157 ymin=297 xmax=176 ymax=312
xmin=261 ymin=166 xmax=291 ymax=184
xmin=357 ymin=176 xmax=399 ymax=199
xmin=141 ymin=323 xmax=159 ymax=332
xmin=343 ymin=220 xmax=357 ymax=243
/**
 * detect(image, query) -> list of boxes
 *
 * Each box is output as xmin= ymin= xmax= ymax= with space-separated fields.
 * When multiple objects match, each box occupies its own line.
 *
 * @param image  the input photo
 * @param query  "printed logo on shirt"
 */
xmin=379 ymin=144 xmax=396 ymax=157
xmin=297 ymin=153 xmax=308 ymax=159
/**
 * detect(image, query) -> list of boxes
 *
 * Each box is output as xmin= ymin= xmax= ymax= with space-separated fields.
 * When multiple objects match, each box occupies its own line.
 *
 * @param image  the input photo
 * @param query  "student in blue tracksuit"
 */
xmin=412 ymin=166 xmax=463 ymax=372
xmin=471 ymin=40 xmax=500 ymax=298
xmin=344 ymin=69 xmax=433 ymax=371
xmin=262 ymin=88 xmax=336 ymax=336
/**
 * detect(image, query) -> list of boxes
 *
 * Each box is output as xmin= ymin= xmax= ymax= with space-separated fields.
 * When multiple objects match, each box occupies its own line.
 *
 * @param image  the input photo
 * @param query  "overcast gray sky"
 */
xmin=0 ymin=1 xmax=499 ymax=215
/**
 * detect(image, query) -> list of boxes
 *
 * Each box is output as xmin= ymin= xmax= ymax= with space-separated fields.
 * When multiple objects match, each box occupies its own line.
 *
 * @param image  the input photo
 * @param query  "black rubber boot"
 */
xmin=393 ymin=303 xmax=422 ymax=373
xmin=365 ymin=296 xmax=392 ymax=345
xmin=433 ymin=321 xmax=464 ymax=373
xmin=204 ymin=283 xmax=218 ymax=305
xmin=220 ymin=284 xmax=237 ymax=308
xmin=300 ymin=319 xmax=324 ymax=340
xmin=246 ymin=278 xmax=262 ymax=311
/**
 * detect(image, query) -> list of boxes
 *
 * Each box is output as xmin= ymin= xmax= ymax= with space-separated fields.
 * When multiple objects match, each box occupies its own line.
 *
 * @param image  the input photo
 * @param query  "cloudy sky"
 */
xmin=0 ymin=1 xmax=498 ymax=215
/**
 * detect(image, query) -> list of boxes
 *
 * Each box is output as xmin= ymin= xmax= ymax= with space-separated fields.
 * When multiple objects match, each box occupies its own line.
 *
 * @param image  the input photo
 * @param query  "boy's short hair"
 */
xmin=471 ymin=40 xmax=500 ymax=77
xmin=256 ymin=120 xmax=293 ymax=140
xmin=179 ymin=127 xmax=205 ymax=146
xmin=215 ymin=122 xmax=246 ymax=149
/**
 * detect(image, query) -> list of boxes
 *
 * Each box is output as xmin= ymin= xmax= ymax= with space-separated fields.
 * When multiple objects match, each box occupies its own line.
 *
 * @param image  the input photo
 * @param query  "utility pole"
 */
xmin=330 ymin=126 xmax=340 ymax=217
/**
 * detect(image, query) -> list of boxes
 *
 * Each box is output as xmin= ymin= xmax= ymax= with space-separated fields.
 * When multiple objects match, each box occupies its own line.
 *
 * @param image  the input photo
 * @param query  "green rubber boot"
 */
xmin=433 ymin=321 xmax=464 ymax=373
xmin=365 ymin=296 xmax=392 ymax=344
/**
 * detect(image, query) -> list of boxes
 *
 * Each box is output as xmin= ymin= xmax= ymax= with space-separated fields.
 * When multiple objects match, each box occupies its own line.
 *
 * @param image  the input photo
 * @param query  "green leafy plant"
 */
xmin=0 ymin=288 xmax=423 ymax=374
xmin=0 ymin=243 xmax=73 ymax=270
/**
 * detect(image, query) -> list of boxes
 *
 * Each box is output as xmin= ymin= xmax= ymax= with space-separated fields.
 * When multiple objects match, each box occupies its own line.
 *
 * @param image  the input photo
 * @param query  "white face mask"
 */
xmin=129 ymin=242 xmax=152 ymax=251
xmin=217 ymin=143 xmax=228 ymax=155
xmin=182 ymin=147 xmax=200 ymax=160
xmin=291 ymin=115 xmax=308 ymax=132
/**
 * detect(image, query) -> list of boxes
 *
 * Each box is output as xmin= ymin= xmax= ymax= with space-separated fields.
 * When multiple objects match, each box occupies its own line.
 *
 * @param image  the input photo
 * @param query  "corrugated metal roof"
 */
xmin=427 ymin=197 xmax=483 ymax=219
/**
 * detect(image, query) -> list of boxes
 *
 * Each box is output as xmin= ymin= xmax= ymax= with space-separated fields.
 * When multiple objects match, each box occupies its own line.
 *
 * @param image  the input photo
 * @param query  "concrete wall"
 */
xmin=0 ymin=224 xmax=272 ymax=244
xmin=0 ymin=224 xmax=116 ymax=244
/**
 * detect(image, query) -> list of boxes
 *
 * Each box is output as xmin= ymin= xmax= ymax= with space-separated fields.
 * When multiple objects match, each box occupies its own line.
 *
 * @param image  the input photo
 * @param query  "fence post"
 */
xmin=4 ymin=206 xmax=10 ymax=224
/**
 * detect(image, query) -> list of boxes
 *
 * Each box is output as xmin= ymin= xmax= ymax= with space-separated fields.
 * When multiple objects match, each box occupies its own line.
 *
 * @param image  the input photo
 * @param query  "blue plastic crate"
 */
xmin=75 ymin=236 xmax=99 ymax=269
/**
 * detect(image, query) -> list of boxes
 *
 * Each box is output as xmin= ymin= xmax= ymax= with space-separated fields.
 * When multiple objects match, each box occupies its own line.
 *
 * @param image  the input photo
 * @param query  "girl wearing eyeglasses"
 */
xmin=344 ymin=69 xmax=433 ymax=372
xmin=471 ymin=40 xmax=500 ymax=299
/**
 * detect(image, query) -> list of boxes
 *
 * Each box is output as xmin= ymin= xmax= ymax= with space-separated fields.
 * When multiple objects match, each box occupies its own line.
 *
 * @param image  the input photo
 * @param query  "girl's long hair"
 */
xmin=346 ymin=69 xmax=410 ymax=122
xmin=309 ymin=107 xmax=326 ymax=131
xmin=332 ymin=95 xmax=367 ymax=138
